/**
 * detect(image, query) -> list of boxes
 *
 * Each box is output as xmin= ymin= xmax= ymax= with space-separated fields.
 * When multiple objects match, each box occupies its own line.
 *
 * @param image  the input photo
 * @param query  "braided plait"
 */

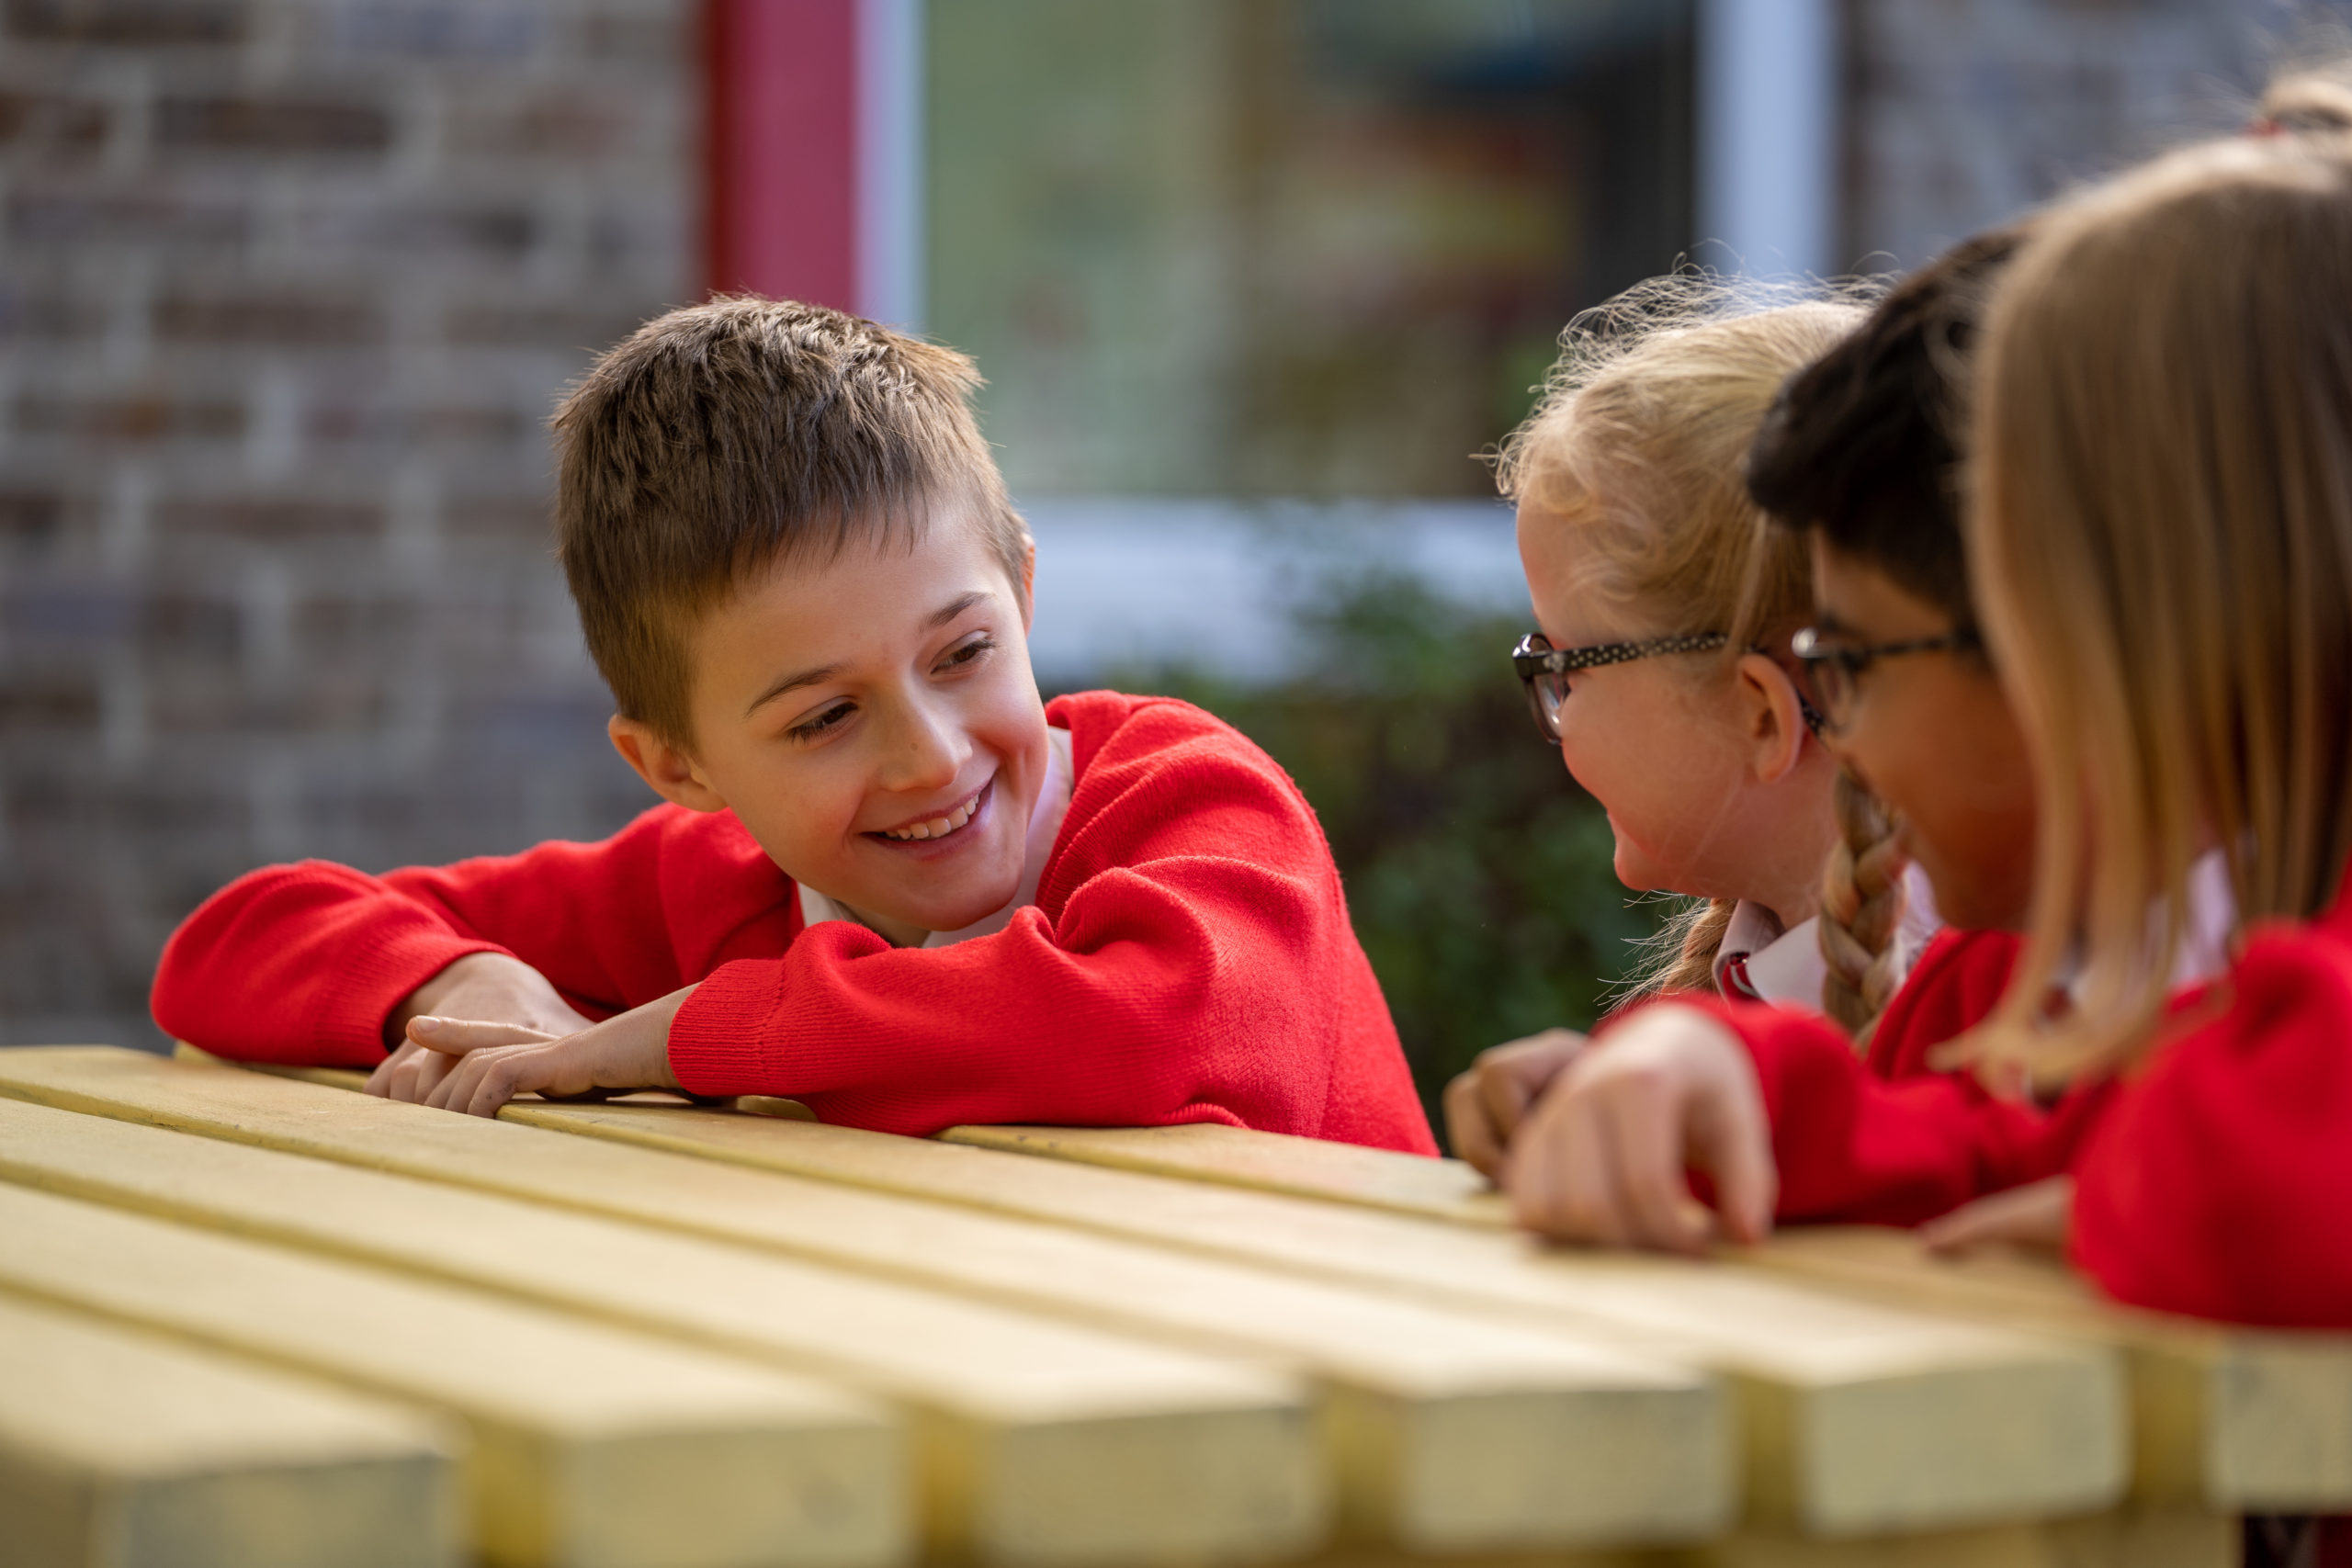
xmin=1818 ymin=770 xmax=1908 ymax=1043
xmin=1644 ymin=897 xmax=1740 ymax=997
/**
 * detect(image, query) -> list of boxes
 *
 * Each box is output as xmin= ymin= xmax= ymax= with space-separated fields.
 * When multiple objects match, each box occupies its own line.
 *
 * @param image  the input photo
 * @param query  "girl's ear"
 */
xmin=608 ymin=716 xmax=729 ymax=813
xmin=1733 ymin=651 xmax=1812 ymax=785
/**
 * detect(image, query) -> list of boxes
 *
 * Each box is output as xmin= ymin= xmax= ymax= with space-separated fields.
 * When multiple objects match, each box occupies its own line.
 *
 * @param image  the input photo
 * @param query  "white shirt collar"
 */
xmin=1713 ymin=861 xmax=1945 ymax=1010
xmin=797 ymin=725 xmax=1075 ymax=949
xmin=2054 ymin=846 xmax=2238 ymax=1003
xmin=1714 ymin=903 xmax=1826 ymax=1007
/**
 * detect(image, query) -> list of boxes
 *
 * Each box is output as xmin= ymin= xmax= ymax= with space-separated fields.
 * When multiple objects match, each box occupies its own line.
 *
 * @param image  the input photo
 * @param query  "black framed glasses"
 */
xmin=1789 ymin=624 xmax=1982 ymax=733
xmin=1510 ymin=630 xmax=1826 ymax=745
xmin=1510 ymin=631 xmax=1730 ymax=744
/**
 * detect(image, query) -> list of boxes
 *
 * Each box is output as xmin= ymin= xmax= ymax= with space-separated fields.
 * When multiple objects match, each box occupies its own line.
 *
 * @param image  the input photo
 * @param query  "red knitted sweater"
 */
xmin=1676 ymin=885 xmax=2352 ymax=1328
xmin=152 ymin=691 xmax=1437 ymax=1155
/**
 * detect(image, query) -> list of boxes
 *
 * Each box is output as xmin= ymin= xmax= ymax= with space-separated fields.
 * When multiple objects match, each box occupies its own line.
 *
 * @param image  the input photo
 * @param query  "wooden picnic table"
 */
xmin=0 ymin=1043 xmax=2342 ymax=1568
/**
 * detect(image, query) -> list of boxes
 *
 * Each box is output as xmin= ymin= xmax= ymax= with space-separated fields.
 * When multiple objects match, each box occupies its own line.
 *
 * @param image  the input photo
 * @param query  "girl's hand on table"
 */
xmin=1503 ymin=1004 xmax=1777 ymax=1256
xmin=1919 ymin=1176 xmax=2074 ymax=1255
xmin=406 ymin=986 xmax=695 ymax=1119
xmin=368 ymin=953 xmax=596 ymax=1103
xmin=1444 ymin=1029 xmax=1589 ymax=1179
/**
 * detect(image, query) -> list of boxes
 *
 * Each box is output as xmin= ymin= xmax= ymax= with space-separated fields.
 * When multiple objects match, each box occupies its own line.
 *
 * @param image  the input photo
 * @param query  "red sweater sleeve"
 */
xmin=151 ymin=807 xmax=800 ymax=1067
xmin=2071 ymin=908 xmax=2352 ymax=1328
xmin=667 ymin=693 xmax=1436 ymax=1153
xmin=1670 ymin=931 xmax=2107 ymax=1225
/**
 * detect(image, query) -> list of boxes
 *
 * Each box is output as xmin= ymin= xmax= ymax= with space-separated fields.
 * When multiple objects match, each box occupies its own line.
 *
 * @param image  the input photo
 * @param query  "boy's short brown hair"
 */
xmin=553 ymin=297 xmax=1030 ymax=746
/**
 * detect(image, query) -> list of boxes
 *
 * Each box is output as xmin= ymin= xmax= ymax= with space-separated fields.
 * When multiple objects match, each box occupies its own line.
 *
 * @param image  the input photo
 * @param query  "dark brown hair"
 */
xmin=1744 ymin=228 xmax=2025 ymax=630
xmin=553 ymin=297 xmax=1029 ymax=745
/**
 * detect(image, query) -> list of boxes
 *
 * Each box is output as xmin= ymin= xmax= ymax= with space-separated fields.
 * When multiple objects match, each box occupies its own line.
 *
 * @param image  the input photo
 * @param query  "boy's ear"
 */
xmin=1734 ymin=652 xmax=1812 ymax=785
xmin=608 ymin=716 xmax=729 ymax=813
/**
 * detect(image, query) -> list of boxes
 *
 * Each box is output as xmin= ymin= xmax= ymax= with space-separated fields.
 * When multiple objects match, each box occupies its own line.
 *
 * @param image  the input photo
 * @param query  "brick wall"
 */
xmin=2 ymin=0 xmax=2337 ymax=1055
xmin=1840 ymin=0 xmax=2341 ymax=270
xmin=0 ymin=0 xmax=695 ymax=1048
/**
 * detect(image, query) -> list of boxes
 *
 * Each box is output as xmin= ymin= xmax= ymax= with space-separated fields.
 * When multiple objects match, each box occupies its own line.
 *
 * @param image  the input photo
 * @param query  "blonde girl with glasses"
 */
xmin=1444 ymin=282 xmax=1942 ymax=1174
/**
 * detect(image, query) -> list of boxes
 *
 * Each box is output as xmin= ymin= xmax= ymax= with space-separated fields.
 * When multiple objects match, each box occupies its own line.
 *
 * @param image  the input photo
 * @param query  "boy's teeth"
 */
xmin=888 ymin=795 xmax=977 ymax=841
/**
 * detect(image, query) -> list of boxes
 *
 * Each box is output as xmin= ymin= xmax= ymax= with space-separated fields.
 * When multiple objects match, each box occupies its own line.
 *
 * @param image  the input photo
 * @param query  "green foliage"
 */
xmin=1088 ymin=574 xmax=1668 ymax=1145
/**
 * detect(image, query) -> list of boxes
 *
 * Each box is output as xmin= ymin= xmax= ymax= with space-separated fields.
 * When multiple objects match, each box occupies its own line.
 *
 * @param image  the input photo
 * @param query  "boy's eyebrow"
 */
xmin=744 ymin=592 xmax=997 ymax=716
xmin=924 ymin=590 xmax=992 ymax=630
xmin=745 ymin=662 xmax=844 ymax=717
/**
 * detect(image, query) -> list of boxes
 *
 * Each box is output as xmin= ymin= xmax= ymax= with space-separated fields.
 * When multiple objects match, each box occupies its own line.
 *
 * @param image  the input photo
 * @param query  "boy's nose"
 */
xmin=877 ymin=694 xmax=967 ymax=791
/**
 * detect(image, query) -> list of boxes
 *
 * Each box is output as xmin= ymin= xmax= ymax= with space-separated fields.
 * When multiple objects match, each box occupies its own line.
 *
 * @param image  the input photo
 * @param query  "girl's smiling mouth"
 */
xmin=870 ymin=778 xmax=992 ymax=843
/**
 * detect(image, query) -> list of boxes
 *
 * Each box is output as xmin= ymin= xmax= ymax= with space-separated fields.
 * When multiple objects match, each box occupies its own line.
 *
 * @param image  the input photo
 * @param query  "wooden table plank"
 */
xmin=11 ymin=1052 xmax=1728 ymax=1553
xmin=0 ymin=1181 xmax=901 ymax=1568
xmin=0 ymin=1291 xmax=461 ymax=1568
xmin=940 ymin=1122 xmax=1513 ymax=1229
xmin=1748 ymin=1226 xmax=2352 ymax=1513
xmin=0 ymin=1083 xmax=1322 ymax=1568
xmin=1299 ymin=1504 xmax=2232 ymax=1568
xmin=11 ymin=1050 xmax=2125 ymax=1545
xmin=949 ymin=1109 xmax=2352 ymax=1516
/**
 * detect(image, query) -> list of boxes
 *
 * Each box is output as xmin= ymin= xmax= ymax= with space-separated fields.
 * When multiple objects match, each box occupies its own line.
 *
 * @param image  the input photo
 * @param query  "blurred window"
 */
xmin=927 ymin=0 xmax=1697 ymax=499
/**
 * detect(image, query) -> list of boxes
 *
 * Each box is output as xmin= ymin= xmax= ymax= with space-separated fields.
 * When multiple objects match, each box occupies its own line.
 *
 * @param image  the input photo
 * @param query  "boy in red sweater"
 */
xmin=152 ymin=299 xmax=1435 ymax=1154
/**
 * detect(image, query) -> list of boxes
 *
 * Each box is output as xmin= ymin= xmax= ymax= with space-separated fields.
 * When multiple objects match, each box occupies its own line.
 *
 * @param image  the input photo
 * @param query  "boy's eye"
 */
xmin=937 ymin=634 xmax=996 ymax=672
xmin=788 ymin=700 xmax=855 ymax=741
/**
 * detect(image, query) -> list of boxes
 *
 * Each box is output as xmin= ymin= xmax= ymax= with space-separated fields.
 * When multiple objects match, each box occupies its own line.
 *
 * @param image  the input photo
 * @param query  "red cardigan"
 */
xmin=1675 ymin=886 xmax=2352 ymax=1328
xmin=152 ymin=692 xmax=1438 ymax=1155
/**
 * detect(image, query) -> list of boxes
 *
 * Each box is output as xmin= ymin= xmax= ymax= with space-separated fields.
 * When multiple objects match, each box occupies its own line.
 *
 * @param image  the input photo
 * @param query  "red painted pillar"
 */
xmin=703 ymin=0 xmax=859 ymax=308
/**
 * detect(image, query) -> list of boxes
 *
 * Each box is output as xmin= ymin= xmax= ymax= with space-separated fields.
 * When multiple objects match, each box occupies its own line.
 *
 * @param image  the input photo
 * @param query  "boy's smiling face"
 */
xmin=609 ymin=503 xmax=1050 ymax=944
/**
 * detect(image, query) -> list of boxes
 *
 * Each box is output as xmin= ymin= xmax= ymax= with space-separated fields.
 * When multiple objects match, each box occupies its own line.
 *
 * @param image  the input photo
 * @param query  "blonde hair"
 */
xmin=1969 ymin=134 xmax=2352 ymax=1083
xmin=1819 ymin=772 xmax=1906 ymax=1041
xmin=2257 ymin=56 xmax=2352 ymax=134
xmin=1498 ymin=278 xmax=1864 ymax=996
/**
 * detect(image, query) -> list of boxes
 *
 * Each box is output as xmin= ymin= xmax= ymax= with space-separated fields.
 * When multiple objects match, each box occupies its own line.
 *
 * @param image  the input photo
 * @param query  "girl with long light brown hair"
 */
xmin=1955 ymin=132 xmax=2352 ymax=1324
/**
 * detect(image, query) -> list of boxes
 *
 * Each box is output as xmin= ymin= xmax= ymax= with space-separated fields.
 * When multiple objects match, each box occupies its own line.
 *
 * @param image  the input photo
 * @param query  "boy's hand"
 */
xmin=1504 ymin=1004 xmax=1777 ymax=1256
xmin=1444 ymin=1028 xmax=1589 ymax=1179
xmin=368 ymin=953 xmax=596 ymax=1103
xmin=1919 ymin=1176 xmax=2073 ymax=1255
xmin=408 ymin=987 xmax=694 ymax=1119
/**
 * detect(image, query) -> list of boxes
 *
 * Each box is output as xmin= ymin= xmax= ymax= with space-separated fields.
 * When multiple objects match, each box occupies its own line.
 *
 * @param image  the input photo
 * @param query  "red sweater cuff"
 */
xmin=306 ymin=931 xmax=510 ymax=1066
xmin=666 ymin=957 xmax=791 ymax=1097
xmin=1668 ymin=993 xmax=1854 ymax=1130
xmin=1596 ymin=991 xmax=1837 ymax=1130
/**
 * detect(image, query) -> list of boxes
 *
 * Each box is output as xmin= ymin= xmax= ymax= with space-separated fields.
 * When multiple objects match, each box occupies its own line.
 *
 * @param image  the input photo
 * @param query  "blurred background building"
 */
xmin=1 ymin=0 xmax=2338 ymax=1121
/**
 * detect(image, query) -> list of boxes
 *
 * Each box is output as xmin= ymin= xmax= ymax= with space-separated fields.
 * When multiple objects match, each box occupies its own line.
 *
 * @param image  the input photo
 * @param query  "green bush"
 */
xmin=1085 ymin=574 xmax=1668 ymax=1145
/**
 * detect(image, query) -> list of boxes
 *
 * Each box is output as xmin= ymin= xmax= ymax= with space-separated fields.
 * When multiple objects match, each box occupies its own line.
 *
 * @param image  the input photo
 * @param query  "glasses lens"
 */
xmin=1534 ymin=673 xmax=1567 ymax=741
xmin=1812 ymin=659 xmax=1853 ymax=730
